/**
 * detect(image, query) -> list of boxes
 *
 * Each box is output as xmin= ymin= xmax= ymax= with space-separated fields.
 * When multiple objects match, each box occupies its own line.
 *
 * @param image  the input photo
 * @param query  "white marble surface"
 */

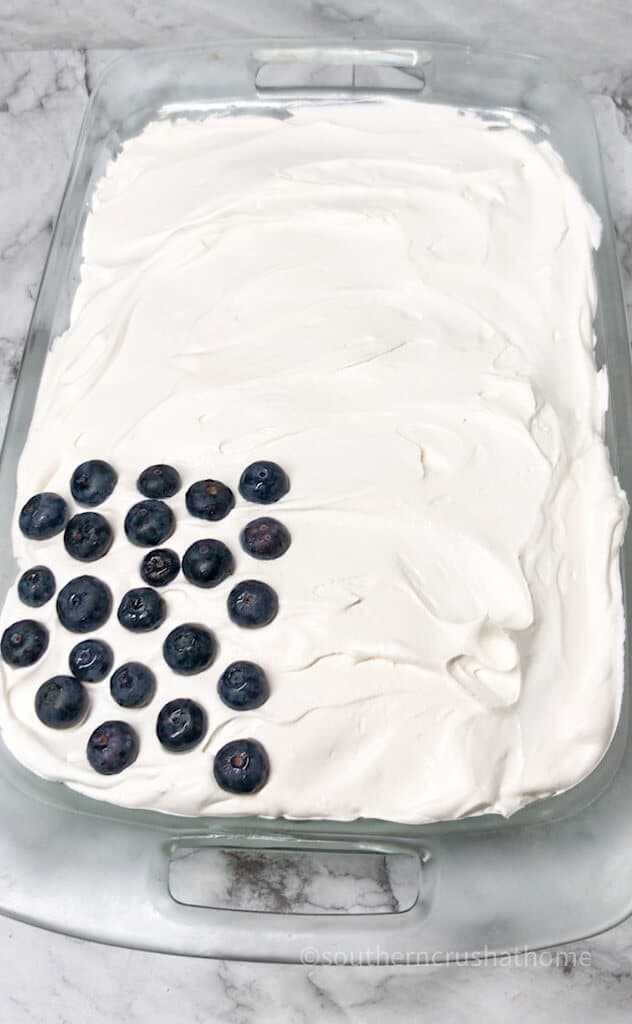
xmin=1 ymin=2 xmax=632 ymax=1018
xmin=0 ymin=0 xmax=630 ymax=78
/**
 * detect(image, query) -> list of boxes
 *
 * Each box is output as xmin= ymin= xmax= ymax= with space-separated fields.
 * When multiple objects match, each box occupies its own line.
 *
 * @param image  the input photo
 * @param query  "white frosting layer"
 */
xmin=0 ymin=101 xmax=627 ymax=822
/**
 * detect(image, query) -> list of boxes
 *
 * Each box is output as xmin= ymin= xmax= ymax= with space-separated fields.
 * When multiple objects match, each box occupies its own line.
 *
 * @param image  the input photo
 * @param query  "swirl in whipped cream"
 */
xmin=0 ymin=101 xmax=626 ymax=821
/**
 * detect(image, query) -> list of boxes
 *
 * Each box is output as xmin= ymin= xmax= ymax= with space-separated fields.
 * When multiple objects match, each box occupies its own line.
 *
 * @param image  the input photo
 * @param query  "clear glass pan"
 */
xmin=0 ymin=40 xmax=630 ymax=962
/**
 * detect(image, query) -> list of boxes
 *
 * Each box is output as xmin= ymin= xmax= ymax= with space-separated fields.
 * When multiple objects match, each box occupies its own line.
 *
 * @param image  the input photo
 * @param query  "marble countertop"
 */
xmin=0 ymin=3 xmax=631 ymax=1021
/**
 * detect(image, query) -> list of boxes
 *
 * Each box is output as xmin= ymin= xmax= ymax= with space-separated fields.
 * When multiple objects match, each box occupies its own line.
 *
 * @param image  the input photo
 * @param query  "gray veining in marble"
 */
xmin=168 ymin=847 xmax=419 ymax=914
xmin=1 ymin=3 xmax=632 ymax=1019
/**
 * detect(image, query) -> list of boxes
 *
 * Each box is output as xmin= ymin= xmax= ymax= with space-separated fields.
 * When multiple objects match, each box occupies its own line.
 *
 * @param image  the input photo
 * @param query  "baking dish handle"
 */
xmin=251 ymin=44 xmax=422 ymax=68
xmin=249 ymin=43 xmax=429 ymax=91
xmin=142 ymin=834 xmax=436 ymax=964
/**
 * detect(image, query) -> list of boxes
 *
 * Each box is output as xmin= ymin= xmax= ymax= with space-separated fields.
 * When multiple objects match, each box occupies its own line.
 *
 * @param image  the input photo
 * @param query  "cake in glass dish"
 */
xmin=0 ymin=99 xmax=626 ymax=821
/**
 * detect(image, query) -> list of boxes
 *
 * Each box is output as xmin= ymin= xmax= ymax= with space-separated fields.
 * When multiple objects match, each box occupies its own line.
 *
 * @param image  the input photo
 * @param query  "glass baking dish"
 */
xmin=0 ymin=40 xmax=630 ymax=963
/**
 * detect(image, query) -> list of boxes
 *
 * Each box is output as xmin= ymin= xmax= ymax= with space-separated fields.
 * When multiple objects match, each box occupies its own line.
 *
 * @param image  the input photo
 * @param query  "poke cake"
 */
xmin=0 ymin=99 xmax=626 ymax=822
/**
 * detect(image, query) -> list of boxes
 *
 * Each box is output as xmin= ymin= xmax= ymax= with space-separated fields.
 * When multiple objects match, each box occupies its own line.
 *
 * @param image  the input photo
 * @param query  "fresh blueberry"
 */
xmin=227 ymin=580 xmax=278 ymax=629
xmin=185 ymin=480 xmax=234 ymax=522
xmin=163 ymin=623 xmax=216 ymax=675
xmin=87 ymin=720 xmax=139 ymax=775
xmin=35 ymin=675 xmax=88 ymax=729
xmin=239 ymin=461 xmax=289 ymax=505
xmin=140 ymin=548 xmax=180 ymax=587
xmin=137 ymin=464 xmax=181 ymax=499
xmin=64 ymin=512 xmax=113 ymax=562
xmin=213 ymin=738 xmax=270 ymax=794
xmin=70 ymin=460 xmax=117 ymax=507
xmin=68 ymin=638 xmax=113 ymax=682
xmin=124 ymin=499 xmax=175 ymax=547
xmin=17 ymin=565 xmax=56 ymax=607
xmin=240 ymin=517 xmax=291 ymax=560
xmin=156 ymin=698 xmax=207 ymax=752
xmin=117 ymin=587 xmax=166 ymax=632
xmin=217 ymin=661 xmax=269 ymax=711
xmin=19 ymin=492 xmax=68 ymax=540
xmin=182 ymin=539 xmax=234 ymax=589
xmin=56 ymin=575 xmax=112 ymax=633
xmin=110 ymin=662 xmax=156 ymax=708
xmin=1 ymin=619 xmax=48 ymax=667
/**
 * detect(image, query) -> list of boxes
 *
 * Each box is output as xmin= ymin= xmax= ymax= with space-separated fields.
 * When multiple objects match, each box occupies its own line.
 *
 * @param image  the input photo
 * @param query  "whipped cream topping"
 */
xmin=0 ymin=100 xmax=627 ymax=822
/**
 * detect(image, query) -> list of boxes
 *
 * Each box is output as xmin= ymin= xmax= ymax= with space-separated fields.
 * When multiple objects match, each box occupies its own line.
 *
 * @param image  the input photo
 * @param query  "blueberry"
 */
xmin=182 ymin=539 xmax=234 ymax=589
xmin=19 ymin=492 xmax=68 ymax=540
xmin=124 ymin=499 xmax=174 ymax=547
xmin=227 ymin=580 xmax=278 ymax=629
xmin=117 ymin=587 xmax=166 ymax=632
xmin=137 ymin=464 xmax=181 ymax=499
xmin=87 ymin=720 xmax=139 ymax=775
xmin=64 ymin=512 xmax=113 ymax=562
xmin=163 ymin=623 xmax=216 ymax=675
xmin=70 ymin=460 xmax=117 ymax=507
xmin=217 ymin=661 xmax=269 ymax=711
xmin=110 ymin=662 xmax=156 ymax=708
xmin=68 ymin=638 xmax=113 ymax=682
xmin=35 ymin=675 xmax=88 ymax=729
xmin=185 ymin=480 xmax=234 ymax=522
xmin=140 ymin=548 xmax=180 ymax=587
xmin=1 ymin=619 xmax=48 ymax=667
xmin=56 ymin=575 xmax=112 ymax=633
xmin=240 ymin=517 xmax=291 ymax=560
xmin=239 ymin=461 xmax=289 ymax=505
xmin=156 ymin=698 xmax=207 ymax=752
xmin=17 ymin=565 xmax=56 ymax=607
xmin=213 ymin=738 xmax=270 ymax=794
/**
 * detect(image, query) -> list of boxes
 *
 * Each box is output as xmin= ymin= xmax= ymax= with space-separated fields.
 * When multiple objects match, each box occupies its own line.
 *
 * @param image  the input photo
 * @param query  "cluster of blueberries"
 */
xmin=0 ymin=458 xmax=292 ymax=794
